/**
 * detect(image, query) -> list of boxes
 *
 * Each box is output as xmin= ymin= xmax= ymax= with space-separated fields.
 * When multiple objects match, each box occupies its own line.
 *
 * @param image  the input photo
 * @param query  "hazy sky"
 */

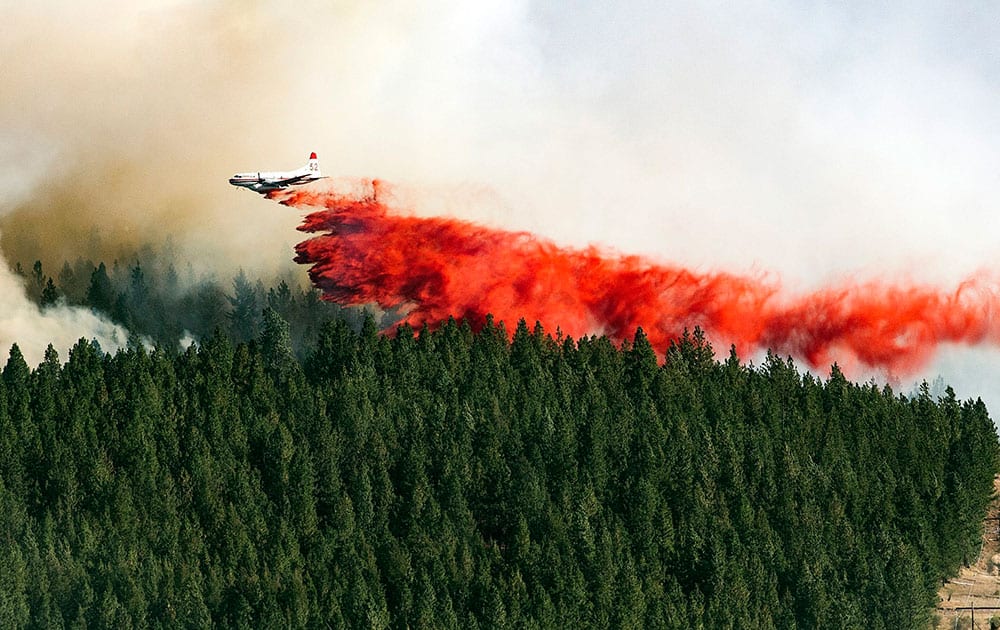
xmin=3 ymin=1 xmax=1000 ymax=407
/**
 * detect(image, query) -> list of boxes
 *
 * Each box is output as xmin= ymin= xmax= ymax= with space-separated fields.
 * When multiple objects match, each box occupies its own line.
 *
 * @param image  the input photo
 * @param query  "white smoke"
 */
xmin=0 ymin=75 xmax=130 ymax=365
xmin=0 ymin=257 xmax=127 ymax=366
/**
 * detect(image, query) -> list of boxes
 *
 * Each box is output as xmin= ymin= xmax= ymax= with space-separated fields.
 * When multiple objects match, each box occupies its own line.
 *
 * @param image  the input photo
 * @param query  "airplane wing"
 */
xmin=271 ymin=175 xmax=311 ymax=187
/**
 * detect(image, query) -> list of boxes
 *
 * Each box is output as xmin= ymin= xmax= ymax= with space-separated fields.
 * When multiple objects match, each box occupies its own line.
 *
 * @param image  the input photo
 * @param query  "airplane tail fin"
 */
xmin=308 ymin=152 xmax=321 ymax=176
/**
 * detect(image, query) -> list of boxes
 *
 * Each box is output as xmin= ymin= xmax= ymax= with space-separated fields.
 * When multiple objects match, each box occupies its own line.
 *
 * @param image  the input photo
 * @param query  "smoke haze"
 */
xmin=0 ymin=251 xmax=127 ymax=366
xmin=4 ymin=1 xmax=1000 ymax=408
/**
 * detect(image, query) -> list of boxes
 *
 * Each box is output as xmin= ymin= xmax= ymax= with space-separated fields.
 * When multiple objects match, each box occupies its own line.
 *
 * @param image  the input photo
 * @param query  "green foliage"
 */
xmin=16 ymin=253 xmax=374 ymax=356
xmin=0 ymin=306 xmax=996 ymax=627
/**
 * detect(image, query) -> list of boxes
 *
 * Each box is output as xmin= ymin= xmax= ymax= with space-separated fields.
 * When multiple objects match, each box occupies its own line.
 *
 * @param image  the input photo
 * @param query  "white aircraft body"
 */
xmin=229 ymin=152 xmax=326 ymax=193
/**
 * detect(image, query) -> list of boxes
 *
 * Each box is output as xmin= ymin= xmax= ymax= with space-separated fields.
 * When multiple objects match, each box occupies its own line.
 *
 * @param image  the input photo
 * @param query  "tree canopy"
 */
xmin=0 ymin=309 xmax=994 ymax=628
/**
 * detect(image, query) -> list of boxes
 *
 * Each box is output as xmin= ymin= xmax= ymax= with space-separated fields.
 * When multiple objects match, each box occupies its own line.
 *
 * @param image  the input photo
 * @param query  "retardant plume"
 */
xmin=282 ymin=183 xmax=1000 ymax=377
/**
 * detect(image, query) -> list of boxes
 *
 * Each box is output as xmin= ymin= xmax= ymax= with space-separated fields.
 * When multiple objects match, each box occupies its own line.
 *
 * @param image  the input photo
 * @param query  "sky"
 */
xmin=3 ymin=0 xmax=1000 ymax=409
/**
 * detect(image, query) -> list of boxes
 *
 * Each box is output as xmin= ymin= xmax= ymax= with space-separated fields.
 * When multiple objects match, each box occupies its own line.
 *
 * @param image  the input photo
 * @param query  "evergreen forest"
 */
xmin=0 ymin=255 xmax=998 ymax=627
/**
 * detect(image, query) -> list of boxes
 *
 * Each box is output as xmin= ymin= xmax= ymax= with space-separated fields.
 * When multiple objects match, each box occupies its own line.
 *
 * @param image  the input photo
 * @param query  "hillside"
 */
xmin=935 ymin=476 xmax=1000 ymax=628
xmin=0 ymin=313 xmax=994 ymax=627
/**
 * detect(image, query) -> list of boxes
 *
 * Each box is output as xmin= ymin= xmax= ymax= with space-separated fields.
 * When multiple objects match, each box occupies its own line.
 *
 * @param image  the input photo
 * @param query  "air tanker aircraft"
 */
xmin=229 ymin=152 xmax=326 ymax=193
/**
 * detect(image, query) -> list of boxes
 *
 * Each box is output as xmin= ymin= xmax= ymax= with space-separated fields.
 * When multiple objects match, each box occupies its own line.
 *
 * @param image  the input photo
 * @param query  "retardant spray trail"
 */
xmin=278 ymin=183 xmax=1000 ymax=376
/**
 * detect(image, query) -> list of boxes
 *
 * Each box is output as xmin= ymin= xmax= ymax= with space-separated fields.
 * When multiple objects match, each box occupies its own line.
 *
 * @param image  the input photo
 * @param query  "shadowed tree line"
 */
xmin=14 ymin=254 xmax=382 ymax=357
xmin=0 ymin=307 xmax=994 ymax=627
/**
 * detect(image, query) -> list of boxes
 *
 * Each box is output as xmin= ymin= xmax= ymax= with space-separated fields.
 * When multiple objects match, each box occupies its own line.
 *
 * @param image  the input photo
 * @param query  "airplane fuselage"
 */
xmin=229 ymin=153 xmax=325 ymax=194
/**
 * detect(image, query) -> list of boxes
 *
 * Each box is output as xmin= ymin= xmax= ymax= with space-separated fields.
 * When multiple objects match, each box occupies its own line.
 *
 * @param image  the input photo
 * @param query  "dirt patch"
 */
xmin=935 ymin=476 xmax=1000 ymax=629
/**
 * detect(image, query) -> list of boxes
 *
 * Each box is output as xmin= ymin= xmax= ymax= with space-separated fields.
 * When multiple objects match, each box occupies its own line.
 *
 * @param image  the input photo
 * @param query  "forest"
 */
xmin=0 ymin=255 xmax=997 ymax=628
xmin=14 ymin=254 xmax=375 ymax=357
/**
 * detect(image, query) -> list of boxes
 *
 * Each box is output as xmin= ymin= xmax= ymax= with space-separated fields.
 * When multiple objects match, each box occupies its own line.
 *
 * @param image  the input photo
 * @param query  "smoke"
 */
xmin=0 ymin=1 xmax=549 ymax=275
xmin=0 ymin=1 xmax=331 ymax=274
xmin=283 ymin=182 xmax=1000 ymax=380
xmin=0 ymin=254 xmax=127 ymax=366
xmin=6 ymin=0 xmax=997 ymax=278
xmin=4 ymin=2 xmax=1000 ymax=404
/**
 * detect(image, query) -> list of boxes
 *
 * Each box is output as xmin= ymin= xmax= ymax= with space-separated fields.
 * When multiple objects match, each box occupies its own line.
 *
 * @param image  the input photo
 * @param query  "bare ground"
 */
xmin=934 ymin=476 xmax=1000 ymax=629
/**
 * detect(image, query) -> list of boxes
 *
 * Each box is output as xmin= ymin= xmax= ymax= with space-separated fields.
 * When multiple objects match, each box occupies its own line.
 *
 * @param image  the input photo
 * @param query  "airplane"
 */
xmin=229 ymin=152 xmax=326 ymax=193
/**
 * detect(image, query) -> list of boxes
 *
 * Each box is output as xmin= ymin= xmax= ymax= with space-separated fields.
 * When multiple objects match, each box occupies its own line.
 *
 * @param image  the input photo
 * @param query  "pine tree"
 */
xmin=227 ymin=270 xmax=261 ymax=344
xmin=40 ymin=278 xmax=60 ymax=308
